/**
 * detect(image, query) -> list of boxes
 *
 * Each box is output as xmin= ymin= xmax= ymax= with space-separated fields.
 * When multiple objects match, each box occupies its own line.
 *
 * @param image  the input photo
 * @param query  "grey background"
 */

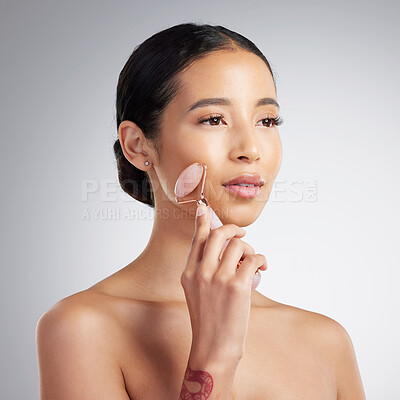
xmin=1 ymin=0 xmax=399 ymax=398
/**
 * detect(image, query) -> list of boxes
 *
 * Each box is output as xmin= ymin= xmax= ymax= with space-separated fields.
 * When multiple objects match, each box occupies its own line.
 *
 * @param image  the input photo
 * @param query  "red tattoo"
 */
xmin=180 ymin=365 xmax=213 ymax=399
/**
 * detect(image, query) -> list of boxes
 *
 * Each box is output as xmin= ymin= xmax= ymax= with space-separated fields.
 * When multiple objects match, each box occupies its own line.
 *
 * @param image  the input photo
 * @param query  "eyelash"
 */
xmin=198 ymin=114 xmax=284 ymax=128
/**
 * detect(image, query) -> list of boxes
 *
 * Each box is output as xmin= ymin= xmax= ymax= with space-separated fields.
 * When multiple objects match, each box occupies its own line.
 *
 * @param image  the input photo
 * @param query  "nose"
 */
xmin=228 ymin=126 xmax=261 ymax=163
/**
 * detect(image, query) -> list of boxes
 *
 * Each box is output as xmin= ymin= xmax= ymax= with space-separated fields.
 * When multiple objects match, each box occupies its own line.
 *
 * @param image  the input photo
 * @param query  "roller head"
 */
xmin=174 ymin=162 xmax=223 ymax=229
xmin=174 ymin=162 xmax=204 ymax=198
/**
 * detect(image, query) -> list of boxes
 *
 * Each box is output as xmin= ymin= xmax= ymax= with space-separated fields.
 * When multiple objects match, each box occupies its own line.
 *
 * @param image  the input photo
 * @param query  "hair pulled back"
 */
xmin=114 ymin=22 xmax=276 ymax=208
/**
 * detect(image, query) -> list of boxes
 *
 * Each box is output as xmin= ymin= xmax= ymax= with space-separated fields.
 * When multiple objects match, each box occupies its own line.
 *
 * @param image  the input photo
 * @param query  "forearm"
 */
xmin=179 ymin=354 xmax=239 ymax=400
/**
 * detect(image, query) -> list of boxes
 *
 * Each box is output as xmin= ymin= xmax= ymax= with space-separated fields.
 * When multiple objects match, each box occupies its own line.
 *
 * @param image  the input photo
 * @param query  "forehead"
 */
xmin=175 ymin=49 xmax=276 ymax=106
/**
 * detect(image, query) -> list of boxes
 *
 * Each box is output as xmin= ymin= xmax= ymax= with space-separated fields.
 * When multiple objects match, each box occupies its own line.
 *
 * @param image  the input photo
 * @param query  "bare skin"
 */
xmin=36 ymin=49 xmax=366 ymax=399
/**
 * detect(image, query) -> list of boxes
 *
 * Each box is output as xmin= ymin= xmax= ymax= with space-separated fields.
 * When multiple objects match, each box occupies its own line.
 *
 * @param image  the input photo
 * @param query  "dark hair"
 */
xmin=114 ymin=22 xmax=277 ymax=208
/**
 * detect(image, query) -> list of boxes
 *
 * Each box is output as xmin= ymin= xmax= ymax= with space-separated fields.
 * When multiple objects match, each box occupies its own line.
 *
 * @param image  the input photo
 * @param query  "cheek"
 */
xmin=172 ymin=131 xmax=226 ymax=173
xmin=156 ymin=134 xmax=224 ymax=201
xmin=264 ymin=133 xmax=282 ymax=170
xmin=263 ymin=134 xmax=282 ymax=192
xmin=273 ymin=134 xmax=283 ymax=172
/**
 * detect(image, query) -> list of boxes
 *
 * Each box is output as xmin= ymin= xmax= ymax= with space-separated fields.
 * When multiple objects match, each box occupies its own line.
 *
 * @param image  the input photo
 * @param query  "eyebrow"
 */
xmin=186 ymin=97 xmax=280 ymax=114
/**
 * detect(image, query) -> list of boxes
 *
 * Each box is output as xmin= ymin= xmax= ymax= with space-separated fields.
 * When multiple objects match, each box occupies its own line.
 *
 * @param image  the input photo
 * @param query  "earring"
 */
xmin=144 ymin=161 xmax=149 ymax=166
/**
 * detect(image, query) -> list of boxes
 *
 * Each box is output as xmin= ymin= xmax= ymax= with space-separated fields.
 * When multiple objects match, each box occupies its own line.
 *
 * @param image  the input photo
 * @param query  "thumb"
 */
xmin=195 ymin=201 xmax=209 ymax=228
xmin=187 ymin=202 xmax=210 ymax=266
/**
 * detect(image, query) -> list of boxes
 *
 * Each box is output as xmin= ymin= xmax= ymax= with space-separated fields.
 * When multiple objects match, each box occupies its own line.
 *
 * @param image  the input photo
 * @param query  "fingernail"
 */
xmin=196 ymin=203 xmax=207 ymax=217
xmin=241 ymin=228 xmax=247 ymax=234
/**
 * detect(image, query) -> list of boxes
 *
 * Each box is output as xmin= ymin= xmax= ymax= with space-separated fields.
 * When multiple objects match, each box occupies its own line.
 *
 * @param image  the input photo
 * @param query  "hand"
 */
xmin=181 ymin=202 xmax=268 ymax=367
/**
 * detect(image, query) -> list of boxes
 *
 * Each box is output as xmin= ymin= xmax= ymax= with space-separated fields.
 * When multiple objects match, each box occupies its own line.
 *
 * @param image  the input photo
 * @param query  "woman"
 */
xmin=36 ymin=22 xmax=366 ymax=399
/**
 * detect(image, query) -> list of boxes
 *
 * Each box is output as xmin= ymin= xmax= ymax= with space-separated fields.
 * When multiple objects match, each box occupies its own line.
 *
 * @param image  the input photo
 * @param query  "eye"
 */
xmin=198 ymin=114 xmax=225 ymax=126
xmin=259 ymin=115 xmax=284 ymax=128
xmin=197 ymin=114 xmax=284 ymax=127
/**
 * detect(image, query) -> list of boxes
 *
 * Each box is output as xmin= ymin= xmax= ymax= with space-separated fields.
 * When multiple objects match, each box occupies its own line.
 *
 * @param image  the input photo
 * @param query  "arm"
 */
xmin=176 ymin=203 xmax=263 ymax=399
xmin=304 ymin=310 xmax=366 ymax=400
xmin=36 ymin=301 xmax=131 ymax=400
xmin=333 ymin=324 xmax=366 ymax=400
xmin=179 ymin=350 xmax=240 ymax=400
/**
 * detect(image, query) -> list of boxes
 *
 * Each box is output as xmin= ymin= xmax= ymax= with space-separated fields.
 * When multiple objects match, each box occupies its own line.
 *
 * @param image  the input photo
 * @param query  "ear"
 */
xmin=118 ymin=120 xmax=153 ymax=170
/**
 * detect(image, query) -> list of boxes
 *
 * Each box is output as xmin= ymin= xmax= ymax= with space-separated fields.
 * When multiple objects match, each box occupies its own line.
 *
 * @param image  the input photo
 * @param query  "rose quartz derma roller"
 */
xmin=174 ymin=162 xmax=262 ymax=290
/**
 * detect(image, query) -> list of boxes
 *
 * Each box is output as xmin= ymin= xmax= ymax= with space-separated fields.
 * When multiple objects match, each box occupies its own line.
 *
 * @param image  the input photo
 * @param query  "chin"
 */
xmin=215 ymin=202 xmax=264 ymax=227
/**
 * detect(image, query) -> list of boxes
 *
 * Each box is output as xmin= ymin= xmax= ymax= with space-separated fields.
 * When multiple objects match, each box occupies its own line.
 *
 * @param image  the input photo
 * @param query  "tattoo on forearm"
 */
xmin=180 ymin=365 xmax=214 ymax=399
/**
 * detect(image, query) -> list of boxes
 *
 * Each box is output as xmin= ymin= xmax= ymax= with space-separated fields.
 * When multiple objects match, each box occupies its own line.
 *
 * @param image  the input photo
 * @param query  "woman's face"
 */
xmin=152 ymin=49 xmax=282 ymax=227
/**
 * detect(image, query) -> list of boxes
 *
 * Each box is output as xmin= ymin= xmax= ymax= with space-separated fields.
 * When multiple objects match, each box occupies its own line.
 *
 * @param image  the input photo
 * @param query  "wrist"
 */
xmin=187 ymin=349 xmax=241 ymax=377
xmin=190 ymin=339 xmax=243 ymax=366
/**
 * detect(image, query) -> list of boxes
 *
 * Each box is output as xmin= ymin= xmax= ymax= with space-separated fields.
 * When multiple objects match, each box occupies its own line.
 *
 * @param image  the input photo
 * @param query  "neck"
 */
xmin=129 ymin=204 xmax=195 ymax=302
xmin=120 ymin=201 xmax=265 ymax=306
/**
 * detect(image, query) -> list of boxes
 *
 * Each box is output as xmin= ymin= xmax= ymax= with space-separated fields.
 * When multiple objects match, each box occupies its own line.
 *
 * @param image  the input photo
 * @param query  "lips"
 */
xmin=222 ymin=174 xmax=265 ymax=187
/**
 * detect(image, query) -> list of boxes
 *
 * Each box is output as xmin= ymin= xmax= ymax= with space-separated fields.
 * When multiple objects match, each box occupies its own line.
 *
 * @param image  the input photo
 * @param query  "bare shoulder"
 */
xmin=266 ymin=299 xmax=357 ymax=354
xmin=36 ymin=288 xmax=144 ymax=358
xmin=264 ymin=299 xmax=366 ymax=399
xmin=283 ymin=303 xmax=358 ymax=357
xmin=37 ymin=289 xmax=123 ymax=341
xmin=36 ymin=290 xmax=136 ymax=399
xmin=259 ymin=297 xmax=354 ymax=341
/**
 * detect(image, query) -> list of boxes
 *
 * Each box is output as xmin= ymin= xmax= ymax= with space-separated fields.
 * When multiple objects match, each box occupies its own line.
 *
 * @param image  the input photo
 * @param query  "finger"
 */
xmin=234 ymin=254 xmax=268 ymax=287
xmin=214 ymin=238 xmax=256 ymax=280
xmin=199 ymin=224 xmax=247 ymax=276
xmin=185 ymin=202 xmax=210 ymax=275
xmin=218 ymin=231 xmax=249 ymax=261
